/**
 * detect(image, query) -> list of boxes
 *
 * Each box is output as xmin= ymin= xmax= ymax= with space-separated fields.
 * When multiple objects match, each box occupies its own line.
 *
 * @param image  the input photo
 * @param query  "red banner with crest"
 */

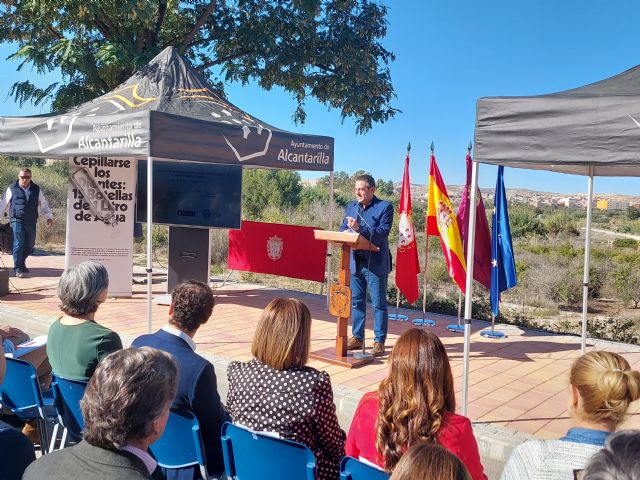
xmin=228 ymin=221 xmax=327 ymax=282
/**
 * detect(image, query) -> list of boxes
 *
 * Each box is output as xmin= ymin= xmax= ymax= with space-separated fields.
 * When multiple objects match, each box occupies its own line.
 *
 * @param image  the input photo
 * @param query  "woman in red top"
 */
xmin=345 ymin=328 xmax=487 ymax=480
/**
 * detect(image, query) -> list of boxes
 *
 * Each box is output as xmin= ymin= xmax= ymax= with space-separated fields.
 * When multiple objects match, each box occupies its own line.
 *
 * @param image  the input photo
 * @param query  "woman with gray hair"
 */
xmin=23 ymin=347 xmax=179 ymax=480
xmin=580 ymin=430 xmax=640 ymax=480
xmin=46 ymin=261 xmax=122 ymax=380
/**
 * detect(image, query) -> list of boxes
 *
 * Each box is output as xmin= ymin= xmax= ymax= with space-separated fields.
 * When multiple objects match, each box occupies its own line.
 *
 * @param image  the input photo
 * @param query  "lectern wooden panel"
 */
xmin=310 ymin=230 xmax=379 ymax=368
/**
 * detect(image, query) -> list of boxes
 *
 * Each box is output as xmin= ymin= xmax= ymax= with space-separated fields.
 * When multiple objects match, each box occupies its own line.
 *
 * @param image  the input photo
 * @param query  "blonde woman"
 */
xmin=345 ymin=328 xmax=487 ymax=479
xmin=500 ymin=351 xmax=640 ymax=480
xmin=226 ymin=298 xmax=345 ymax=480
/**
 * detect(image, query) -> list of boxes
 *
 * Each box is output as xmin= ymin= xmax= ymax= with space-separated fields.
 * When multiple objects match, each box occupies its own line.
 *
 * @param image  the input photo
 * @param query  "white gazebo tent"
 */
xmin=460 ymin=64 xmax=640 ymax=414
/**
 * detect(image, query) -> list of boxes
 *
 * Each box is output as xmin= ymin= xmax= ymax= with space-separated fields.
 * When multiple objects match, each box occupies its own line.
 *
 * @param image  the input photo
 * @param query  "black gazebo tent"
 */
xmin=457 ymin=64 xmax=640 ymax=415
xmin=0 ymin=47 xmax=335 ymax=329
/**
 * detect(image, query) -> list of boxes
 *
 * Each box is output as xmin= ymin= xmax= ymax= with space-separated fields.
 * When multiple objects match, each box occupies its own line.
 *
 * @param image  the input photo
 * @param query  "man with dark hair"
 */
xmin=340 ymin=173 xmax=394 ymax=356
xmin=133 ymin=280 xmax=229 ymax=480
xmin=0 ymin=168 xmax=53 ymax=278
xmin=23 ymin=347 xmax=178 ymax=480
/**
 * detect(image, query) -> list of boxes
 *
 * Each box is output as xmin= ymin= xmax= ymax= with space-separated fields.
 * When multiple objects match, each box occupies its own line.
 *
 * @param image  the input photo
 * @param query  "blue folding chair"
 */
xmin=340 ymin=456 xmax=390 ymax=480
xmin=0 ymin=357 xmax=59 ymax=453
xmin=221 ymin=422 xmax=316 ymax=480
xmin=51 ymin=374 xmax=87 ymax=449
xmin=149 ymin=409 xmax=210 ymax=480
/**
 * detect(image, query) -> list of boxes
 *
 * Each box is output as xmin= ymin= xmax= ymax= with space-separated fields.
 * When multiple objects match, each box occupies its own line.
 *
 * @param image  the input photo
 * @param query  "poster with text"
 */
xmin=64 ymin=157 xmax=137 ymax=297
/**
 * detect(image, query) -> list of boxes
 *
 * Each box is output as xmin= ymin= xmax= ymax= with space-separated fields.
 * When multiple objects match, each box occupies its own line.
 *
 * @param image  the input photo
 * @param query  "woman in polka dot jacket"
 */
xmin=227 ymin=298 xmax=346 ymax=479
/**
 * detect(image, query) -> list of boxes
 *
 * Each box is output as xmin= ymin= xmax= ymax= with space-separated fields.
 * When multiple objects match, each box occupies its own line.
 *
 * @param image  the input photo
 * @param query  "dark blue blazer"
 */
xmin=132 ymin=329 xmax=229 ymax=480
xmin=340 ymin=196 xmax=394 ymax=276
xmin=0 ymin=420 xmax=35 ymax=480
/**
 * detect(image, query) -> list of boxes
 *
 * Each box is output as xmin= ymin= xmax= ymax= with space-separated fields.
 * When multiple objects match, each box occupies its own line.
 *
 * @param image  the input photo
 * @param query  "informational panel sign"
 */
xmin=64 ymin=157 xmax=136 ymax=297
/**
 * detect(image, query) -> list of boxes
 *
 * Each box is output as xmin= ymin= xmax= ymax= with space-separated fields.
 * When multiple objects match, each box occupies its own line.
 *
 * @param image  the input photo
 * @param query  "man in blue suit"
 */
xmin=133 ymin=281 xmax=229 ymax=480
xmin=340 ymin=174 xmax=394 ymax=356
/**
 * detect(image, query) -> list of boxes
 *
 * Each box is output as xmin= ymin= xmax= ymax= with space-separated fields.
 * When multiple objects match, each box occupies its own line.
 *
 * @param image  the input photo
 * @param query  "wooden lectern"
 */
xmin=311 ymin=230 xmax=379 ymax=368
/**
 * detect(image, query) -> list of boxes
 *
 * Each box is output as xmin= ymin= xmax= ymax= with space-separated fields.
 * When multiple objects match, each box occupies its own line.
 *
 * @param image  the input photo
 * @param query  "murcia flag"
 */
xmin=395 ymin=153 xmax=420 ymax=303
xmin=426 ymin=154 xmax=467 ymax=293
xmin=457 ymin=152 xmax=492 ymax=289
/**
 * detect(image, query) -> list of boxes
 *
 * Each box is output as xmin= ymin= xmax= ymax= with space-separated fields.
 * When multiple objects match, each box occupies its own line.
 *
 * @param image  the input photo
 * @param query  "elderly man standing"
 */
xmin=0 ymin=167 xmax=53 ymax=278
xmin=133 ymin=280 xmax=229 ymax=480
xmin=23 ymin=347 xmax=178 ymax=480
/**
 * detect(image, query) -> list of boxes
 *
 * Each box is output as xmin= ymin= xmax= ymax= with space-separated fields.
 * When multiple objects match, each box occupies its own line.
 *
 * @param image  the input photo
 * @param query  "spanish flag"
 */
xmin=426 ymin=153 xmax=467 ymax=293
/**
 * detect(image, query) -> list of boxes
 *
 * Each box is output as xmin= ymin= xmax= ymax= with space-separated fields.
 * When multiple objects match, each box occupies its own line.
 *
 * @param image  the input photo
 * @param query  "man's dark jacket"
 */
xmin=22 ymin=440 xmax=161 ymax=480
xmin=133 ymin=329 xmax=229 ymax=480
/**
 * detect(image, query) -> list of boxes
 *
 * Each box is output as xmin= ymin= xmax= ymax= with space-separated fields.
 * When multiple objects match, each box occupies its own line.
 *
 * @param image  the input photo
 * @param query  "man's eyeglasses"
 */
xmin=19 ymin=176 xmax=31 ymax=179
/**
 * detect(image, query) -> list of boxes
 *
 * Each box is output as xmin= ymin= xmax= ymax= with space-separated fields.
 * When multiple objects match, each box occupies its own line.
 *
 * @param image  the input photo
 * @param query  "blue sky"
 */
xmin=2 ymin=1 xmax=640 ymax=195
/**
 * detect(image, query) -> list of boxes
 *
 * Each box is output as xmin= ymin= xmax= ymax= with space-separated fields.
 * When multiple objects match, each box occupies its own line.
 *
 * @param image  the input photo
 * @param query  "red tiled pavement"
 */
xmin=2 ymin=252 xmax=639 ymax=439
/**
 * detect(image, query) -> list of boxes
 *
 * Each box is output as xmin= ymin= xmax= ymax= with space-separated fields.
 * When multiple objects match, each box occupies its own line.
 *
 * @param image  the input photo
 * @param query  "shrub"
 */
xmin=612 ymin=238 xmax=637 ymax=248
xmin=587 ymin=317 xmax=639 ymax=344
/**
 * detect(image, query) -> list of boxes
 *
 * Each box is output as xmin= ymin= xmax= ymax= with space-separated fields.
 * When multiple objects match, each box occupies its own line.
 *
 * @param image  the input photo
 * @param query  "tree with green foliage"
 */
xmin=627 ymin=207 xmax=640 ymax=220
xmin=610 ymin=263 xmax=640 ymax=308
xmin=375 ymin=179 xmax=395 ymax=197
xmin=242 ymin=169 xmax=302 ymax=219
xmin=0 ymin=0 xmax=397 ymax=133
xmin=542 ymin=211 xmax=580 ymax=237
xmin=508 ymin=204 xmax=546 ymax=238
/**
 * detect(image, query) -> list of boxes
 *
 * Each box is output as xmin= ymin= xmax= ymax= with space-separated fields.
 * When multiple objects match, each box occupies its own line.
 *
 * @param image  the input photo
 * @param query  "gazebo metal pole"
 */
xmin=146 ymin=156 xmax=154 ymax=334
xmin=581 ymin=168 xmax=594 ymax=354
xmin=462 ymin=160 xmax=479 ymax=416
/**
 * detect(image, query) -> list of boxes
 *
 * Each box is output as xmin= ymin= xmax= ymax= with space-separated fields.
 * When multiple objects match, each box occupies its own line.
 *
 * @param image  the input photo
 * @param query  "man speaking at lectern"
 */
xmin=340 ymin=174 xmax=394 ymax=356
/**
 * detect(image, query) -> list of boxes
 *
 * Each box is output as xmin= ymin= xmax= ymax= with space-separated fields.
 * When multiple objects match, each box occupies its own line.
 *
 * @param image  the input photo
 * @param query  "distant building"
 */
xmin=557 ymin=197 xmax=579 ymax=208
xmin=608 ymin=200 xmax=629 ymax=211
xmin=596 ymin=199 xmax=629 ymax=211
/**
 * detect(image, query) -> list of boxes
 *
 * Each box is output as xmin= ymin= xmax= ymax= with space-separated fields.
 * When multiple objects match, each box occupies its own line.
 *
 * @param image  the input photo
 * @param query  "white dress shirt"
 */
xmin=161 ymin=324 xmax=197 ymax=351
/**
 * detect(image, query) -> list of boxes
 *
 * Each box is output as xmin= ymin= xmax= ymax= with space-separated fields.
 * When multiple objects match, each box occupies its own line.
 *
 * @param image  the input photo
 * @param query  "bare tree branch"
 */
xmin=197 ymin=49 xmax=255 ymax=70
xmin=46 ymin=24 xmax=63 ymax=40
xmin=180 ymin=0 xmax=217 ymax=54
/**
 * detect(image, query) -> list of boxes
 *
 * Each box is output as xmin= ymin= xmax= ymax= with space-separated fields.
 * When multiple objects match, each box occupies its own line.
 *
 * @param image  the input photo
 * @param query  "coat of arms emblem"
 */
xmin=397 ymin=212 xmax=415 ymax=250
xmin=267 ymin=235 xmax=284 ymax=260
xmin=436 ymin=200 xmax=454 ymax=229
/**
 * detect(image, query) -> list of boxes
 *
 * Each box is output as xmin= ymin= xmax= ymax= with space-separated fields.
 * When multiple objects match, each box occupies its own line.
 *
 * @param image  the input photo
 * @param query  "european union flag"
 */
xmin=490 ymin=166 xmax=517 ymax=317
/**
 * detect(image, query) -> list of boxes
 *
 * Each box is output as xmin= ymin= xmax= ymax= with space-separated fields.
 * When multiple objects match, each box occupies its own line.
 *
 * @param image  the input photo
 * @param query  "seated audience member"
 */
xmin=23 ymin=347 xmax=178 ymax=480
xmin=133 ymin=280 xmax=229 ymax=480
xmin=345 ymin=328 xmax=487 ymax=479
xmin=501 ymin=351 xmax=640 ymax=480
xmin=1 ymin=324 xmax=51 ymax=388
xmin=2 ymin=324 xmax=51 ymax=443
xmin=390 ymin=443 xmax=471 ymax=480
xmin=581 ymin=430 xmax=640 ymax=480
xmin=47 ymin=261 xmax=122 ymax=380
xmin=227 ymin=298 xmax=346 ymax=480
xmin=0 ymin=344 xmax=36 ymax=480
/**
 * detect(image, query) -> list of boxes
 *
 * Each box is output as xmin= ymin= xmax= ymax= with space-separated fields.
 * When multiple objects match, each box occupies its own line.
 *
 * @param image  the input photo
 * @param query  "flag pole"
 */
xmin=390 ymin=142 xmax=412 ymax=322
xmin=481 ymin=165 xmax=507 ymax=340
xmin=413 ymin=142 xmax=436 ymax=327
xmin=448 ymin=141 xmax=473 ymax=335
